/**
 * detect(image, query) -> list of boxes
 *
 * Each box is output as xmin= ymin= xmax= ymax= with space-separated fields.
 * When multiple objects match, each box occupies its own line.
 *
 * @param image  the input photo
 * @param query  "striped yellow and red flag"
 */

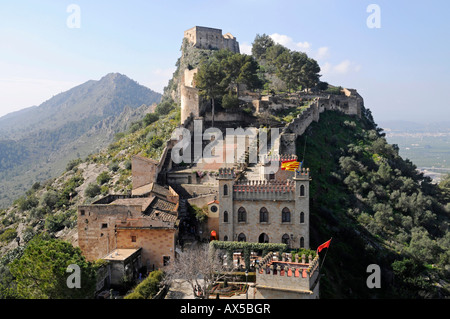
xmin=281 ymin=160 xmax=300 ymax=171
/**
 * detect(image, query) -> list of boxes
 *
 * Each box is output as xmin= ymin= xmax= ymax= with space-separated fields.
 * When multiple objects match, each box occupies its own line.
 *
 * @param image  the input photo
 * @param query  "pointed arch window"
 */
xmin=282 ymin=234 xmax=290 ymax=245
xmin=259 ymin=207 xmax=269 ymax=223
xmin=223 ymin=211 xmax=228 ymax=223
xmin=238 ymin=207 xmax=246 ymax=223
xmin=282 ymin=207 xmax=291 ymax=223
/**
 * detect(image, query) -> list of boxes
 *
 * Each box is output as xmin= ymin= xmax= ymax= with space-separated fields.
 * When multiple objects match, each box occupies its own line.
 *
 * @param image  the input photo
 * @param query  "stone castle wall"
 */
xmin=278 ymin=91 xmax=364 ymax=154
xmin=254 ymin=252 xmax=320 ymax=299
xmin=184 ymin=26 xmax=239 ymax=53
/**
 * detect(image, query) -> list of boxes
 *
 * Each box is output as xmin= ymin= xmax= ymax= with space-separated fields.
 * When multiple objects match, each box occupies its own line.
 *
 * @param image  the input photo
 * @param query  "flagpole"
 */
xmin=302 ymin=135 xmax=307 ymax=165
xmin=319 ymin=237 xmax=332 ymax=271
xmin=319 ymin=248 xmax=329 ymax=270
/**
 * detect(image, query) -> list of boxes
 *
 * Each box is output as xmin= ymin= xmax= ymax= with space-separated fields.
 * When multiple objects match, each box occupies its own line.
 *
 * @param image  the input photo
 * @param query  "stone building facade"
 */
xmin=131 ymin=155 xmax=160 ymax=190
xmin=216 ymin=157 xmax=311 ymax=249
xmin=77 ymin=189 xmax=179 ymax=271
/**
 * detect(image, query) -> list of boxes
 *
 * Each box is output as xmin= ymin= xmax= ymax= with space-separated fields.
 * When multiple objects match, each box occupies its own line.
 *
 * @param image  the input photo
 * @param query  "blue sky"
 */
xmin=0 ymin=0 xmax=449 ymax=123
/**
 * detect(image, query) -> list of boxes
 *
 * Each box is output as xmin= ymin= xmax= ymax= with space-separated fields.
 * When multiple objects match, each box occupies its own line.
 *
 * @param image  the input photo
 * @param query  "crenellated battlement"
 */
xmin=217 ymin=167 xmax=236 ymax=179
xmin=294 ymin=167 xmax=310 ymax=180
xmin=256 ymin=251 xmax=320 ymax=293
xmin=262 ymin=154 xmax=298 ymax=165
xmin=233 ymin=179 xmax=295 ymax=201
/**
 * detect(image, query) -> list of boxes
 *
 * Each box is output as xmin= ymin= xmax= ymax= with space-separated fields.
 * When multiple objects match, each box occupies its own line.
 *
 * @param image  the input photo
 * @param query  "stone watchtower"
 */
xmin=293 ymin=167 xmax=311 ymax=249
xmin=183 ymin=26 xmax=240 ymax=53
xmin=217 ymin=164 xmax=311 ymax=249
xmin=180 ymin=26 xmax=240 ymax=125
xmin=217 ymin=168 xmax=236 ymax=241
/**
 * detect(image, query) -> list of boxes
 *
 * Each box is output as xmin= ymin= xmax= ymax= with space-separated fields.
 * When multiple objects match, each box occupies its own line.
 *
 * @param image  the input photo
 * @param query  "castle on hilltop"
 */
xmin=76 ymin=26 xmax=367 ymax=299
xmin=183 ymin=26 xmax=240 ymax=53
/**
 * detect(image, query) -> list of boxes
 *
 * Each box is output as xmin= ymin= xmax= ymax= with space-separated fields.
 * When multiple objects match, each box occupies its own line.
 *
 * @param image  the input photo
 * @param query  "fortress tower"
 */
xmin=180 ymin=26 xmax=240 ymax=124
xmin=217 ymin=160 xmax=311 ymax=249
xmin=183 ymin=26 xmax=240 ymax=53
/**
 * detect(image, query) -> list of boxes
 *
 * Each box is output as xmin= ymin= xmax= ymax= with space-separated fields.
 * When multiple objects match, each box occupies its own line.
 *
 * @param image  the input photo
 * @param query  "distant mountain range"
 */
xmin=378 ymin=120 xmax=450 ymax=133
xmin=0 ymin=73 xmax=161 ymax=208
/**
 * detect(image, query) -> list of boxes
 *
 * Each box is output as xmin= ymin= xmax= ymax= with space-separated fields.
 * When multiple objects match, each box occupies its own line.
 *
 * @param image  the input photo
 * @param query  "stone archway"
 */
xmin=258 ymin=233 xmax=269 ymax=243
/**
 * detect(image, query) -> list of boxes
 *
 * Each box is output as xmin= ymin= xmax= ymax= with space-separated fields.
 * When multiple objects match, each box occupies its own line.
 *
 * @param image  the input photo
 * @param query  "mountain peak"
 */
xmin=99 ymin=72 xmax=131 ymax=84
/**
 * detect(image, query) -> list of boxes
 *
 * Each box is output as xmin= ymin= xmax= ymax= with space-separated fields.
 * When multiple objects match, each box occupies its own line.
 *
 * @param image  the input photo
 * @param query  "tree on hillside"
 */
xmin=8 ymin=235 xmax=98 ymax=298
xmin=274 ymin=50 xmax=304 ymax=92
xmin=194 ymin=57 xmax=227 ymax=126
xmin=221 ymin=52 xmax=262 ymax=97
xmin=251 ymin=34 xmax=275 ymax=61
xmin=265 ymin=43 xmax=288 ymax=66
xmin=195 ymin=50 xmax=263 ymax=118
xmin=301 ymin=58 xmax=321 ymax=92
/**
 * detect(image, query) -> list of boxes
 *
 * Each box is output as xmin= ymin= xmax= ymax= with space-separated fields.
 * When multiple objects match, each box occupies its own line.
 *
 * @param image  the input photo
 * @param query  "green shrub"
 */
xmin=124 ymin=270 xmax=163 ymax=299
xmin=143 ymin=113 xmax=159 ymax=126
xmin=109 ymin=162 xmax=120 ymax=172
xmin=96 ymin=171 xmax=110 ymax=185
xmin=45 ymin=214 xmax=65 ymax=233
xmin=124 ymin=291 xmax=144 ymax=299
xmin=128 ymin=122 xmax=142 ymax=133
xmin=0 ymin=228 xmax=17 ymax=243
xmin=155 ymin=100 xmax=174 ymax=115
xmin=66 ymin=158 xmax=82 ymax=171
xmin=40 ymin=190 xmax=59 ymax=210
xmin=149 ymin=136 xmax=163 ymax=149
xmin=222 ymin=92 xmax=239 ymax=109
xmin=16 ymin=195 xmax=39 ymax=212
xmin=85 ymin=183 xmax=101 ymax=198
xmin=45 ymin=210 xmax=75 ymax=233
xmin=100 ymin=185 xmax=109 ymax=195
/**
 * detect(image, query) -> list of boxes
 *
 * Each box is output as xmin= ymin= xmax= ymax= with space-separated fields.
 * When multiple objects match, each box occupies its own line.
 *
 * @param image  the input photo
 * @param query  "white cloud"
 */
xmin=320 ymin=60 xmax=362 ymax=76
xmin=239 ymin=42 xmax=252 ymax=55
xmin=296 ymin=41 xmax=312 ymax=52
xmin=333 ymin=60 xmax=352 ymax=74
xmin=321 ymin=62 xmax=332 ymax=75
xmin=315 ymin=47 xmax=330 ymax=60
xmin=269 ymin=33 xmax=312 ymax=54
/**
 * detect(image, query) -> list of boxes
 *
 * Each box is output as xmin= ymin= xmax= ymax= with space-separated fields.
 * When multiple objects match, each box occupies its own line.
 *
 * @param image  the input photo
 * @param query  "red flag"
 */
xmin=316 ymin=238 xmax=332 ymax=253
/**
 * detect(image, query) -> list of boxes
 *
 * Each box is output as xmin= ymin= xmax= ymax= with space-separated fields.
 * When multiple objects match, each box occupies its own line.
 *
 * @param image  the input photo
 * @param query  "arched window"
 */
xmin=282 ymin=207 xmax=291 ymax=223
xmin=300 ymin=212 xmax=305 ymax=224
xmin=223 ymin=235 xmax=228 ymax=241
xmin=259 ymin=207 xmax=268 ymax=223
xmin=223 ymin=184 xmax=228 ymax=196
xmin=282 ymin=234 xmax=290 ymax=245
xmin=258 ymin=233 xmax=269 ymax=243
xmin=300 ymin=237 xmax=305 ymax=248
xmin=300 ymin=185 xmax=305 ymax=197
xmin=238 ymin=233 xmax=246 ymax=242
xmin=223 ymin=211 xmax=228 ymax=223
xmin=238 ymin=207 xmax=246 ymax=223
